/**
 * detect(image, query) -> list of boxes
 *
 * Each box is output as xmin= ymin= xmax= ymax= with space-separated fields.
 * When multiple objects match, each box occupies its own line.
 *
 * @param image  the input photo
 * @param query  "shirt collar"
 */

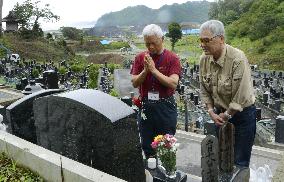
xmin=209 ymin=44 xmax=227 ymax=67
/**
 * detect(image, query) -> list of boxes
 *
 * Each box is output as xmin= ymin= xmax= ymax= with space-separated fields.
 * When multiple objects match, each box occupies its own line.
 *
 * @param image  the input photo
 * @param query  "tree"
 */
xmin=208 ymin=0 xmax=253 ymax=25
xmin=60 ymin=27 xmax=83 ymax=40
xmin=167 ymin=22 xmax=182 ymax=51
xmin=46 ymin=32 xmax=53 ymax=40
xmin=12 ymin=0 xmax=59 ymax=38
xmin=0 ymin=0 xmax=3 ymax=37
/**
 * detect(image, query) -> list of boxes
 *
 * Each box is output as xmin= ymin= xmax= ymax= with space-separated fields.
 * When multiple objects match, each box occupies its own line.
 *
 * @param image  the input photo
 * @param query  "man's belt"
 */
xmin=215 ymin=104 xmax=255 ymax=113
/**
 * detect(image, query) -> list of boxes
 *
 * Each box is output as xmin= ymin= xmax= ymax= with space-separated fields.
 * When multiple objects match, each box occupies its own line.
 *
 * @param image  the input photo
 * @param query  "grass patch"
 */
xmin=133 ymin=35 xmax=203 ymax=65
xmin=0 ymin=152 xmax=43 ymax=181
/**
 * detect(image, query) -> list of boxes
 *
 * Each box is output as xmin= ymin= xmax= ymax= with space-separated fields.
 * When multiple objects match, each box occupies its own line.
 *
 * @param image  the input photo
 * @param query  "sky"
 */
xmin=2 ymin=0 xmax=214 ymax=31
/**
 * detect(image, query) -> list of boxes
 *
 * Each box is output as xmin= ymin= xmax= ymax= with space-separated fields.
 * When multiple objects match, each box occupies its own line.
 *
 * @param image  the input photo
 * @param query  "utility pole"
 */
xmin=0 ymin=0 xmax=3 ymax=37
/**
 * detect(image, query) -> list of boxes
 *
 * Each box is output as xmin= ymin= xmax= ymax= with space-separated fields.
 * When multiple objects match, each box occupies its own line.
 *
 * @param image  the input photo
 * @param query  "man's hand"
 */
xmin=219 ymin=112 xmax=229 ymax=122
xmin=144 ymin=54 xmax=157 ymax=73
xmin=143 ymin=55 xmax=150 ymax=72
xmin=208 ymin=110 xmax=225 ymax=126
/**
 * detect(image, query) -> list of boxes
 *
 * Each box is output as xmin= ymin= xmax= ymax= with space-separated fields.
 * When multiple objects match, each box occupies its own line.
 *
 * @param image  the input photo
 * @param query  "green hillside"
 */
xmin=210 ymin=0 xmax=284 ymax=70
xmin=0 ymin=33 xmax=70 ymax=62
xmin=95 ymin=1 xmax=211 ymax=27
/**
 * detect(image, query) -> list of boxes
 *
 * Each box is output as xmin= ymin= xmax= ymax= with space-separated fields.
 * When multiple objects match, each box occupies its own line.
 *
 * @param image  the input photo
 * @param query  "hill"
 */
xmin=210 ymin=0 xmax=284 ymax=70
xmin=94 ymin=1 xmax=211 ymax=27
xmin=0 ymin=33 xmax=71 ymax=62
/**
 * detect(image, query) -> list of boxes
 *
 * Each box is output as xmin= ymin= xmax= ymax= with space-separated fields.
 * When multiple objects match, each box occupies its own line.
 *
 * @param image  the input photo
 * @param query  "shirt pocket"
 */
xmin=202 ymin=73 xmax=212 ymax=92
xmin=218 ymin=76 xmax=232 ymax=96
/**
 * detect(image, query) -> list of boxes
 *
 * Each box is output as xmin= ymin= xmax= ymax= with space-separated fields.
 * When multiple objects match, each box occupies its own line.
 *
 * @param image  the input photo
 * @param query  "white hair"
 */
xmin=142 ymin=24 xmax=163 ymax=38
xmin=200 ymin=20 xmax=225 ymax=37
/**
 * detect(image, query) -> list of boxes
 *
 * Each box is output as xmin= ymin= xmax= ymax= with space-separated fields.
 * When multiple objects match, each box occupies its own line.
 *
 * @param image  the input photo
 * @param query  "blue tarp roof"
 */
xmin=100 ymin=40 xmax=110 ymax=45
xmin=182 ymin=29 xmax=200 ymax=35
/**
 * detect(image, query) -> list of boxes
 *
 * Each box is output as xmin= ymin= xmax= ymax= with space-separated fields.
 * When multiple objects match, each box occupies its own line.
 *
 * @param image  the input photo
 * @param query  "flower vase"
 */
xmin=159 ymin=152 xmax=177 ymax=179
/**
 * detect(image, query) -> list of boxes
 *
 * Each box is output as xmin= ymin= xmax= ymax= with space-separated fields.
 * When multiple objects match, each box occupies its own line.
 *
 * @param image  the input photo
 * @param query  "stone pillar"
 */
xmin=219 ymin=122 xmax=234 ymax=179
xmin=201 ymin=135 xmax=219 ymax=182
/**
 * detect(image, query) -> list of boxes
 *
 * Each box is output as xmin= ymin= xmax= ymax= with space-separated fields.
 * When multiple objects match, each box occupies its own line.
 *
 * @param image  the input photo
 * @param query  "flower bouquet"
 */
xmin=151 ymin=134 xmax=178 ymax=178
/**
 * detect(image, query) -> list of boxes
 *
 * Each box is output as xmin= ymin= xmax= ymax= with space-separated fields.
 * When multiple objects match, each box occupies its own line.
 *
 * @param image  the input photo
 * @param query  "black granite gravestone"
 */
xmin=33 ymin=89 xmax=145 ymax=182
xmin=204 ymin=120 xmax=216 ymax=136
xmin=193 ymin=95 xmax=199 ymax=105
xmin=21 ymin=77 xmax=28 ymax=89
xmin=43 ymin=70 xmax=59 ymax=89
xmin=256 ymin=108 xmax=262 ymax=121
xmin=180 ymin=85 xmax=185 ymax=95
xmin=278 ymin=72 xmax=282 ymax=78
xmin=6 ymin=89 xmax=64 ymax=144
xmin=121 ymin=96 xmax=132 ymax=106
xmin=190 ymin=92 xmax=194 ymax=101
xmin=263 ymin=93 xmax=269 ymax=106
xmin=275 ymin=116 xmax=284 ymax=144
xmin=274 ymin=100 xmax=281 ymax=112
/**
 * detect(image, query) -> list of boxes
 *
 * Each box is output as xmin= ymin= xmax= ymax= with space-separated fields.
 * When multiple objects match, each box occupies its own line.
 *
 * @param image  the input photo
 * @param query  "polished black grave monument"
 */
xmin=33 ymin=89 xmax=145 ymax=182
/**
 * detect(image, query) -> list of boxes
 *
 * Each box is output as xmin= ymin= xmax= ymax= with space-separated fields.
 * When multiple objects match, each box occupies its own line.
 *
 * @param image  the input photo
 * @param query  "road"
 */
xmin=113 ymin=69 xmax=139 ymax=98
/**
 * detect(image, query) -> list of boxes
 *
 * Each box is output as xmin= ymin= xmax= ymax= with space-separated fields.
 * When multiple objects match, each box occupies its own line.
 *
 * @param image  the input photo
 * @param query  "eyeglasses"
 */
xmin=199 ymin=35 xmax=221 ymax=44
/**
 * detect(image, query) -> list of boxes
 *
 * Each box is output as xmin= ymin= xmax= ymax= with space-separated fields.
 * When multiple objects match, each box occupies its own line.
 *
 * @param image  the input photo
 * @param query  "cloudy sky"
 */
xmin=2 ymin=0 xmax=214 ymax=30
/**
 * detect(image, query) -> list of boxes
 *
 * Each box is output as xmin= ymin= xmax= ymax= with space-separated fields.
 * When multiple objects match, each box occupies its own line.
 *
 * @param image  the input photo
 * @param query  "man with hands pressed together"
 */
xmin=131 ymin=24 xmax=181 ymax=158
xmin=199 ymin=20 xmax=256 ymax=168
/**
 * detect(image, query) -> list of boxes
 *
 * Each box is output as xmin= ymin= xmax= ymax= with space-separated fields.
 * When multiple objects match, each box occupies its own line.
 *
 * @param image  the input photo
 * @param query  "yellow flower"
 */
xmin=154 ymin=135 xmax=163 ymax=142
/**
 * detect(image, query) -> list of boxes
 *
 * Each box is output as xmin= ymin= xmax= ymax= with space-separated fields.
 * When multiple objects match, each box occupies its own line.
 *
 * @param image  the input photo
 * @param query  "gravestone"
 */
xmin=185 ymin=81 xmax=190 ymax=86
xmin=274 ymin=100 xmax=281 ymax=112
xmin=193 ymin=95 xmax=199 ymax=105
xmin=263 ymin=92 xmax=269 ymax=106
xmin=6 ymin=89 xmax=64 ymax=144
xmin=121 ymin=96 xmax=132 ymax=106
xmin=180 ymin=85 xmax=185 ymax=95
xmin=190 ymin=68 xmax=194 ymax=76
xmin=201 ymin=135 xmax=219 ymax=182
xmin=21 ymin=77 xmax=28 ymax=90
xmin=275 ymin=92 xmax=281 ymax=99
xmin=278 ymin=72 xmax=282 ymax=78
xmin=43 ymin=70 xmax=59 ymax=89
xmin=275 ymin=116 xmax=284 ymax=144
xmin=190 ymin=92 xmax=194 ymax=101
xmin=204 ymin=120 xmax=216 ymax=136
xmin=219 ymin=122 xmax=235 ymax=180
xmin=264 ymin=78 xmax=269 ymax=88
xmin=33 ymin=89 xmax=145 ymax=182
xmin=256 ymin=108 xmax=262 ymax=121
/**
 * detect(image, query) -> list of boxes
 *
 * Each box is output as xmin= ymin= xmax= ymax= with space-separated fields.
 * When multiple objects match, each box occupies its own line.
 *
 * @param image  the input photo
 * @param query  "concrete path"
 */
xmin=113 ymin=69 xmax=139 ymax=97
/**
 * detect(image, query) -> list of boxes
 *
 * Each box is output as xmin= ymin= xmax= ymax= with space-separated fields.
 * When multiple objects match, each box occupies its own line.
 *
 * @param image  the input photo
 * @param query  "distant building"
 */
xmin=100 ymin=40 xmax=110 ymax=45
xmin=2 ymin=11 xmax=20 ymax=32
xmin=182 ymin=29 xmax=200 ymax=35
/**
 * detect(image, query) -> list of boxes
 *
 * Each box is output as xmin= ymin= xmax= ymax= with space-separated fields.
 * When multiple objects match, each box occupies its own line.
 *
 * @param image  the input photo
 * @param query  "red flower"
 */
xmin=132 ymin=97 xmax=142 ymax=108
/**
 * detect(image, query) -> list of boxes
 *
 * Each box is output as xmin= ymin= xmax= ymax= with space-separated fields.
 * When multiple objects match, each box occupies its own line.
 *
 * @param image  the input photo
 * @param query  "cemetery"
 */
xmin=0 ymin=0 xmax=283 ymax=180
xmin=0 ymin=49 xmax=283 ymax=182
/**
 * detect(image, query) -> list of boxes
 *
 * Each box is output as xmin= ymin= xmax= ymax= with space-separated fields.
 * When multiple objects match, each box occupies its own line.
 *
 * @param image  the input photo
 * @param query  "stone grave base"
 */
xmin=146 ymin=164 xmax=187 ymax=182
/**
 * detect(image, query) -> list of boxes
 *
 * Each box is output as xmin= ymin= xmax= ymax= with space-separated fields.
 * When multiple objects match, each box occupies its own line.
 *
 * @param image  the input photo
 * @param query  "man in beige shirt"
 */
xmin=199 ymin=20 xmax=256 ymax=167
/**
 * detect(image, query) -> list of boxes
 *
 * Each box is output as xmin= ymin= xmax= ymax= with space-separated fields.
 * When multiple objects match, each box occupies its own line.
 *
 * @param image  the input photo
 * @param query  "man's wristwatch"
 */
xmin=224 ymin=110 xmax=232 ymax=120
